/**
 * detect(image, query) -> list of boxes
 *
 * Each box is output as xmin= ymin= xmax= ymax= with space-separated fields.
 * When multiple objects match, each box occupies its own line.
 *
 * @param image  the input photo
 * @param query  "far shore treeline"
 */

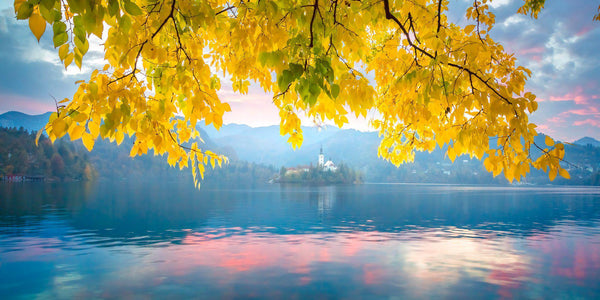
xmin=1 ymin=111 xmax=600 ymax=186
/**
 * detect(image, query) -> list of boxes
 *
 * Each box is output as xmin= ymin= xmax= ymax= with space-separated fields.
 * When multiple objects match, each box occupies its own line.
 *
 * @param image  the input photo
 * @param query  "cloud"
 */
xmin=489 ymin=0 xmax=513 ymax=9
xmin=0 ymin=93 xmax=55 ymax=114
xmin=573 ymin=119 xmax=600 ymax=127
xmin=501 ymin=14 xmax=527 ymax=27
xmin=560 ymin=106 xmax=600 ymax=116
xmin=539 ymin=86 xmax=599 ymax=105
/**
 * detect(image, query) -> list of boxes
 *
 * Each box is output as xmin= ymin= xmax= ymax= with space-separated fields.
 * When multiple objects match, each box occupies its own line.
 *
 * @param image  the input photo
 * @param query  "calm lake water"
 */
xmin=1 ymin=182 xmax=599 ymax=299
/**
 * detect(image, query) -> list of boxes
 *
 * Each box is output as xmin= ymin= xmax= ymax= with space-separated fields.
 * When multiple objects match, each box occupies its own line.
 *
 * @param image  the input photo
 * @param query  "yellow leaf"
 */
xmin=82 ymin=132 xmax=95 ymax=151
xmin=545 ymin=135 xmax=554 ymax=147
xmin=35 ymin=127 xmax=44 ymax=146
xmin=549 ymin=168 xmax=558 ymax=181
xmin=59 ymin=44 xmax=69 ymax=61
xmin=64 ymin=53 xmax=73 ymax=68
xmin=14 ymin=0 xmax=26 ymax=13
xmin=69 ymin=124 xmax=85 ymax=140
xmin=29 ymin=13 xmax=46 ymax=42
xmin=558 ymin=168 xmax=570 ymax=180
xmin=464 ymin=25 xmax=476 ymax=34
xmin=52 ymin=118 xmax=67 ymax=134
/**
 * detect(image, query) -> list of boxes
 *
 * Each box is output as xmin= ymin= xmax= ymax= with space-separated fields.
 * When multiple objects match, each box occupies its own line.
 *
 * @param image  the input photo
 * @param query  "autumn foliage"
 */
xmin=15 ymin=0 xmax=585 ymax=185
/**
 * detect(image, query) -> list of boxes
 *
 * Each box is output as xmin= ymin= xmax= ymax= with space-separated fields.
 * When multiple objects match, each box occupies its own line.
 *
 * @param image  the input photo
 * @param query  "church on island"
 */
xmin=284 ymin=146 xmax=337 ymax=176
xmin=318 ymin=146 xmax=337 ymax=172
xmin=277 ymin=145 xmax=360 ymax=184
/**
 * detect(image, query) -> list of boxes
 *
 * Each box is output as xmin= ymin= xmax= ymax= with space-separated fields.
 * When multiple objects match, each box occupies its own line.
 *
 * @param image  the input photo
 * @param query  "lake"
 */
xmin=1 ymin=182 xmax=599 ymax=299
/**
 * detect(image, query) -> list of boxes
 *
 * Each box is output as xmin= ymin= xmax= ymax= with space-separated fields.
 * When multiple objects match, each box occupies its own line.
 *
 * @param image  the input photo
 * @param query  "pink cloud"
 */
xmin=539 ymin=86 xmax=599 ymax=105
xmin=562 ymin=107 xmax=600 ymax=116
xmin=0 ymin=93 xmax=55 ymax=114
xmin=546 ymin=116 xmax=566 ymax=124
xmin=220 ymin=91 xmax=280 ymax=127
xmin=536 ymin=124 xmax=556 ymax=136
xmin=518 ymin=47 xmax=545 ymax=55
xmin=530 ymin=55 xmax=542 ymax=62
xmin=576 ymin=26 xmax=594 ymax=37
xmin=573 ymin=119 xmax=600 ymax=127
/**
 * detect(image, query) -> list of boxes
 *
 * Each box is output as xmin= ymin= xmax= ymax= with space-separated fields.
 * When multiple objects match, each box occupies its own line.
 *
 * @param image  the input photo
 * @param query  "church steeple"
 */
xmin=318 ymin=145 xmax=325 ymax=167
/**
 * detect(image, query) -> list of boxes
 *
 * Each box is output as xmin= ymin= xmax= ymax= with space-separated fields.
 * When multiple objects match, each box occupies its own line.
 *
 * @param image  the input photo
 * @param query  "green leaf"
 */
xmin=40 ymin=0 xmax=55 ymax=10
xmin=16 ymin=3 xmax=33 ymax=20
xmin=74 ymin=52 xmax=82 ymax=69
xmin=108 ymin=0 xmax=119 ymax=17
xmin=83 ymin=11 xmax=97 ymax=33
xmin=258 ymin=52 xmax=269 ymax=66
xmin=75 ymin=36 xmax=89 ymax=55
xmin=305 ymin=83 xmax=321 ymax=106
xmin=120 ymin=103 xmax=131 ymax=116
xmin=123 ymin=0 xmax=143 ymax=16
xmin=309 ymin=82 xmax=321 ymax=96
xmin=38 ymin=4 xmax=52 ymax=22
xmin=296 ymin=79 xmax=310 ymax=100
xmin=289 ymin=63 xmax=304 ymax=78
xmin=73 ymin=15 xmax=87 ymax=42
xmin=277 ymin=69 xmax=293 ymax=91
xmin=50 ymin=9 xmax=62 ymax=22
xmin=331 ymin=84 xmax=340 ymax=98
xmin=52 ymin=21 xmax=66 ymax=35
xmin=119 ymin=15 xmax=132 ymax=32
xmin=53 ymin=32 xmax=68 ymax=48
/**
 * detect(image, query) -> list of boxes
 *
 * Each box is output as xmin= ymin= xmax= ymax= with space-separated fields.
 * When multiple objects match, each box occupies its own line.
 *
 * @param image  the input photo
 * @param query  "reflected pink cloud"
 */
xmin=97 ymin=228 xmax=600 ymax=295
xmin=2 ymin=237 xmax=61 ymax=262
xmin=362 ymin=264 xmax=385 ymax=285
xmin=528 ymin=227 xmax=600 ymax=285
xmin=551 ymin=240 xmax=600 ymax=281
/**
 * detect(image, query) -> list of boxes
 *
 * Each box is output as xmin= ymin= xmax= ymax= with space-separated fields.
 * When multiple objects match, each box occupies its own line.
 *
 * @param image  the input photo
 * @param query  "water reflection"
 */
xmin=1 ymin=182 xmax=599 ymax=298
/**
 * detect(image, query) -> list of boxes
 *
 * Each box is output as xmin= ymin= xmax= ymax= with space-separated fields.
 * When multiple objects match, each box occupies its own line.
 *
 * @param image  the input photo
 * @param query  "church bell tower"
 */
xmin=318 ymin=145 xmax=325 ymax=167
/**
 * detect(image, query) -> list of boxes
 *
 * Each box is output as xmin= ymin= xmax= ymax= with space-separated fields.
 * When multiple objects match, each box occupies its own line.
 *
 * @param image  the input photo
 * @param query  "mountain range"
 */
xmin=2 ymin=111 xmax=600 ymax=185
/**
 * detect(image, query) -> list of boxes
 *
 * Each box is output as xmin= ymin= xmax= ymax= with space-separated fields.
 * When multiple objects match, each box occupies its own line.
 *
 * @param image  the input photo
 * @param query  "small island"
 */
xmin=276 ymin=146 xmax=362 ymax=184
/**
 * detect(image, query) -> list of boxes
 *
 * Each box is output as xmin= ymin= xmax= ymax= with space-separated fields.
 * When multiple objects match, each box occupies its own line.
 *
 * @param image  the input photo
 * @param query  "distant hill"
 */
xmin=0 ymin=111 xmax=52 ymax=132
xmin=1 ymin=111 xmax=599 ymax=185
xmin=574 ymin=137 xmax=600 ymax=148
xmin=198 ymin=123 xmax=345 ymax=167
xmin=197 ymin=123 xmax=600 ymax=185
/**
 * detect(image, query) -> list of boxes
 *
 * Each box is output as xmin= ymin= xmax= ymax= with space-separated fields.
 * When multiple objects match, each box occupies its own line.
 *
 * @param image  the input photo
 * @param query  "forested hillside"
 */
xmin=0 ymin=127 xmax=94 ymax=181
xmin=0 ymin=124 xmax=276 ymax=187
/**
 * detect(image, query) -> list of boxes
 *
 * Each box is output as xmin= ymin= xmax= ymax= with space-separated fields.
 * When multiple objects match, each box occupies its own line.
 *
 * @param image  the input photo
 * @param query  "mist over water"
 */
xmin=1 ymin=182 xmax=599 ymax=299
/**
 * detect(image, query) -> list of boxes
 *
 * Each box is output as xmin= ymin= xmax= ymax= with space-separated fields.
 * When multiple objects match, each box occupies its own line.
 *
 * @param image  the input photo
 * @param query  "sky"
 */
xmin=0 ymin=0 xmax=598 ymax=142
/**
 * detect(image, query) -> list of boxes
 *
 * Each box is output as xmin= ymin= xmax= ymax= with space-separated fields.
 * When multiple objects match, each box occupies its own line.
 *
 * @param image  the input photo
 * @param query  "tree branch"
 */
xmin=309 ymin=0 xmax=319 ymax=47
xmin=382 ymin=0 xmax=514 ymax=109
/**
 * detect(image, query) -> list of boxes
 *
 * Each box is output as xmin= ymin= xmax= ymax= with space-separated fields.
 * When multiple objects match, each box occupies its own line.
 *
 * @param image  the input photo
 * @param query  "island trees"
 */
xmin=15 ymin=0 xmax=596 ymax=186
